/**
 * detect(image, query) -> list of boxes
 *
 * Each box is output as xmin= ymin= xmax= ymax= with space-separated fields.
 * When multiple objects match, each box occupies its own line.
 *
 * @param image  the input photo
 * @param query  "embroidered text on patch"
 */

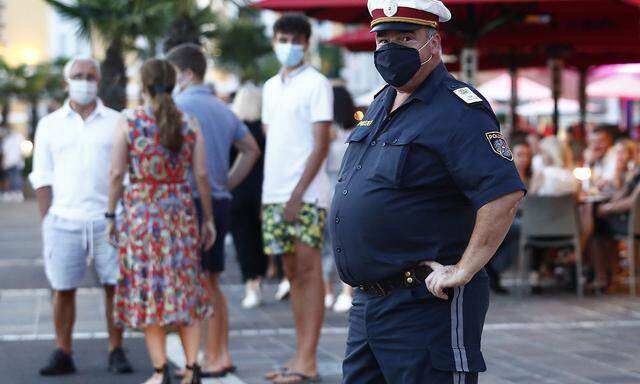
xmin=485 ymin=132 xmax=513 ymax=161
xmin=453 ymin=87 xmax=483 ymax=104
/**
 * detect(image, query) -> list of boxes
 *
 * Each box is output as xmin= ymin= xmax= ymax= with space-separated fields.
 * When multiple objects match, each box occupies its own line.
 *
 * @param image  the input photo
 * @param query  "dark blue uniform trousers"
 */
xmin=343 ymin=270 xmax=490 ymax=384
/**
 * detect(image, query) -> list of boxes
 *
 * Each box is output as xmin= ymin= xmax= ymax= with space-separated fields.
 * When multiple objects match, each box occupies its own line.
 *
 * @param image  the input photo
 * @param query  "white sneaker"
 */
xmin=275 ymin=279 xmax=291 ymax=301
xmin=324 ymin=293 xmax=335 ymax=309
xmin=333 ymin=293 xmax=353 ymax=313
xmin=242 ymin=280 xmax=262 ymax=309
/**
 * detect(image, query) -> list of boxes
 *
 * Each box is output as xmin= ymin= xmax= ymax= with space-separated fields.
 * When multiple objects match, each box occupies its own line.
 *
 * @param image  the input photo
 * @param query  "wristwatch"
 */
xmin=105 ymin=212 xmax=116 ymax=219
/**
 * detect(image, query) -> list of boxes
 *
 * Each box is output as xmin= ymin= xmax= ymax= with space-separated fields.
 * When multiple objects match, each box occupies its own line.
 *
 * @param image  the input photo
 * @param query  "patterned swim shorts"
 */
xmin=262 ymin=203 xmax=326 ymax=255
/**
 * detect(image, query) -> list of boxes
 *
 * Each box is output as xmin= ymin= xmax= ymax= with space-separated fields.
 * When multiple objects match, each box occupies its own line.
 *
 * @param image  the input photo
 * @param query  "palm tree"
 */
xmin=0 ymin=58 xmax=17 ymax=125
xmin=163 ymin=0 xmax=218 ymax=53
xmin=12 ymin=60 xmax=66 ymax=138
xmin=45 ymin=0 xmax=170 ymax=111
xmin=214 ymin=12 xmax=275 ymax=83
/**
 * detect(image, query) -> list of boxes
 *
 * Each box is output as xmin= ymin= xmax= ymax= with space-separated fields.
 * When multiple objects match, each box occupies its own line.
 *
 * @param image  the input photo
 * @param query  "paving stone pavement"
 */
xmin=1 ymin=201 xmax=640 ymax=384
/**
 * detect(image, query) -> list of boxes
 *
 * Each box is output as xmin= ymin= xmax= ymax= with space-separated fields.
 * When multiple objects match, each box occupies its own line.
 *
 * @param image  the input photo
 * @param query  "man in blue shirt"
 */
xmin=168 ymin=43 xmax=260 ymax=378
xmin=330 ymin=1 xmax=526 ymax=383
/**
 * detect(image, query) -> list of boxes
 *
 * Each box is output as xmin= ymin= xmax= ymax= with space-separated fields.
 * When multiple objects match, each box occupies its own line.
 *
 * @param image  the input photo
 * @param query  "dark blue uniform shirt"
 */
xmin=329 ymin=64 xmax=526 ymax=287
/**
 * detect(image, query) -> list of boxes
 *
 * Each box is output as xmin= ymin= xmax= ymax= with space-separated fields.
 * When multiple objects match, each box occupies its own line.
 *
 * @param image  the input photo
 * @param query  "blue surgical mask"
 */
xmin=275 ymin=43 xmax=305 ymax=68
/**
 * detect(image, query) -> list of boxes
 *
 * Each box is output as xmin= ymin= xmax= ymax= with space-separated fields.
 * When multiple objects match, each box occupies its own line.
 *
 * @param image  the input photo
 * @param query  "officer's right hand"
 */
xmin=423 ymin=261 xmax=472 ymax=300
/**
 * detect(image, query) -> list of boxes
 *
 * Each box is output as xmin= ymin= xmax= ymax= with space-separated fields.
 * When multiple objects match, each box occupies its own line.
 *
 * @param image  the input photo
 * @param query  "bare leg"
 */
xmin=143 ymin=325 xmax=166 ymax=382
xmin=178 ymin=321 xmax=201 ymax=383
xmin=203 ymin=273 xmax=233 ymax=372
xmin=266 ymin=255 xmax=278 ymax=279
xmin=53 ymin=289 xmax=76 ymax=354
xmin=579 ymin=204 xmax=595 ymax=252
xmin=592 ymin=236 xmax=618 ymax=286
xmin=278 ymin=243 xmax=324 ymax=379
xmin=263 ymin=253 xmax=295 ymax=380
xmin=103 ymin=285 xmax=124 ymax=351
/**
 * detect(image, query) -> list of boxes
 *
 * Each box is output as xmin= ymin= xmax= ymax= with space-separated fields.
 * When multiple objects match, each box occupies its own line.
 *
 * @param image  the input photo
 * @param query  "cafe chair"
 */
xmin=623 ymin=193 xmax=640 ymax=296
xmin=518 ymin=194 xmax=583 ymax=297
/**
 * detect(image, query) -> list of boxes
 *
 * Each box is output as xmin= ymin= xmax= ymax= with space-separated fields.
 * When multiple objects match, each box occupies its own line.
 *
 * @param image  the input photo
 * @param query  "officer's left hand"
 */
xmin=423 ymin=261 xmax=472 ymax=300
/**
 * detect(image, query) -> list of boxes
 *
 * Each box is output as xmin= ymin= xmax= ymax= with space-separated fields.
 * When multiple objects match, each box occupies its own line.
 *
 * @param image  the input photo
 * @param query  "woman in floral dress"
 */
xmin=106 ymin=58 xmax=215 ymax=384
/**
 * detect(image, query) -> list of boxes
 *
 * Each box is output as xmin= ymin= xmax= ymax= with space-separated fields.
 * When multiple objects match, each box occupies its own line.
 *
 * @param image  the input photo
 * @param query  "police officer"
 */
xmin=329 ymin=1 xmax=526 ymax=383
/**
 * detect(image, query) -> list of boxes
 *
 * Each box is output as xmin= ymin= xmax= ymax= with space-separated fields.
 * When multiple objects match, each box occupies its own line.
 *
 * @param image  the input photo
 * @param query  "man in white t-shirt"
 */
xmin=261 ymin=13 xmax=333 ymax=384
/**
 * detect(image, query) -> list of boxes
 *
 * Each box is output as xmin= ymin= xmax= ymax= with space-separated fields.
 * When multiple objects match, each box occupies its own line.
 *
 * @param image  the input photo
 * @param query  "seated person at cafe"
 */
xmin=530 ymin=136 xmax=578 ymax=196
xmin=584 ymin=125 xmax=617 ymax=191
xmin=611 ymin=138 xmax=637 ymax=191
xmin=589 ymin=156 xmax=640 ymax=290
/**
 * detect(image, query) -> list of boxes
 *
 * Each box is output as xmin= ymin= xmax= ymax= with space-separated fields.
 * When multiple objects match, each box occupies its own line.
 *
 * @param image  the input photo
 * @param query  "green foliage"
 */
xmin=163 ymin=0 xmax=218 ymax=53
xmin=44 ymin=0 xmax=170 ymax=53
xmin=0 ymin=57 xmax=66 ymax=135
xmin=214 ymin=16 xmax=277 ymax=83
xmin=43 ymin=0 xmax=221 ymax=109
xmin=319 ymin=45 xmax=343 ymax=79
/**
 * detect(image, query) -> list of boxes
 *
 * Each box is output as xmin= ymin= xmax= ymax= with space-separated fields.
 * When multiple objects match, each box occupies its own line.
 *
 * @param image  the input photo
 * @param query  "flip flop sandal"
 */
xmin=272 ymin=371 xmax=321 ymax=384
xmin=265 ymin=366 xmax=289 ymax=380
xmin=201 ymin=365 xmax=237 ymax=378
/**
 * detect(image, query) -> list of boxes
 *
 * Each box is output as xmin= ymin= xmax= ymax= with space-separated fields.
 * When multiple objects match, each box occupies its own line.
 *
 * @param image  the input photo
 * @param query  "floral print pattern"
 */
xmin=114 ymin=107 xmax=210 ymax=330
xmin=262 ymin=203 xmax=326 ymax=255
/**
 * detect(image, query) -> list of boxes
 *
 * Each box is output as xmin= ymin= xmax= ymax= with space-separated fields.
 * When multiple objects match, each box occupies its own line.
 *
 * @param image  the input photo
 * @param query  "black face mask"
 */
xmin=374 ymin=37 xmax=434 ymax=87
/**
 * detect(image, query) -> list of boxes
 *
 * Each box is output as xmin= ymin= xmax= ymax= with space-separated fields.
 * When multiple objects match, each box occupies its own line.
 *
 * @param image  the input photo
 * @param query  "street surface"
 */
xmin=1 ymin=201 xmax=640 ymax=384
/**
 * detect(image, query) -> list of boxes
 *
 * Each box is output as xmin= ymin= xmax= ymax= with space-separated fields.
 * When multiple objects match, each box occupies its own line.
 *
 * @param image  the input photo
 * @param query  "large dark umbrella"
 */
xmin=256 ymin=0 xmax=640 ymax=131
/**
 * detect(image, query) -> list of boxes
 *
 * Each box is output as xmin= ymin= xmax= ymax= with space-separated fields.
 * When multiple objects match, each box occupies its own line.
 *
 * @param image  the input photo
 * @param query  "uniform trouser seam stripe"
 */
xmin=455 ymin=287 xmax=465 ymax=371
xmin=451 ymin=287 xmax=462 ymax=371
xmin=458 ymin=285 xmax=469 ymax=372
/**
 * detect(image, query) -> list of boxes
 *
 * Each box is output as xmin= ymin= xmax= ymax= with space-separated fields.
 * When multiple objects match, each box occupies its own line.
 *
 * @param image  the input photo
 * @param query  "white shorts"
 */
xmin=42 ymin=214 xmax=119 ymax=290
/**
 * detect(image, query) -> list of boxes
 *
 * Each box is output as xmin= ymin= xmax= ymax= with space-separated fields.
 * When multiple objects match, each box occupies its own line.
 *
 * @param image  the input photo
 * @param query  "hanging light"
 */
xmin=20 ymin=139 xmax=33 ymax=158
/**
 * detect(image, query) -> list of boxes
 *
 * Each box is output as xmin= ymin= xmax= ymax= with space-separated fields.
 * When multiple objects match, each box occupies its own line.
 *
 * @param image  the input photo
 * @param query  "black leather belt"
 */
xmin=359 ymin=265 xmax=433 ymax=297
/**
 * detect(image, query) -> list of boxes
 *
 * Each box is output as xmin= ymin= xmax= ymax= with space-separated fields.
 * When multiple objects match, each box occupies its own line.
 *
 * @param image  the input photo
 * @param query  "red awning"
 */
xmin=325 ymin=28 xmax=376 ymax=52
xmin=253 ymin=0 xmax=368 ymax=23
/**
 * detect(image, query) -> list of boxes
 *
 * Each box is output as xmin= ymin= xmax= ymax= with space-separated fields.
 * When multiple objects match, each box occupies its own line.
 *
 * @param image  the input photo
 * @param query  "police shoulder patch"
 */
xmin=453 ymin=87 xmax=483 ymax=104
xmin=485 ymin=131 xmax=513 ymax=161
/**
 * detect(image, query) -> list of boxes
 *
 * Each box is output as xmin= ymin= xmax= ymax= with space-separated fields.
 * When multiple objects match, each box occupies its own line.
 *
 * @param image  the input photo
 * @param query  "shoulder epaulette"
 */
xmin=373 ymin=84 xmax=391 ymax=100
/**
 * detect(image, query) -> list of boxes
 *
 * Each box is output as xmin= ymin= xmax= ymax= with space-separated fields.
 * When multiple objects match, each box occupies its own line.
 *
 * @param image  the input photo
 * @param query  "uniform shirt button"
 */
xmin=371 ymin=140 xmax=377 ymax=146
xmin=335 ymin=217 xmax=340 ymax=224
xmin=342 ymin=189 xmax=348 ymax=196
xmin=382 ymin=142 xmax=387 ymax=147
xmin=406 ymin=277 xmax=414 ymax=284
xmin=405 ymin=271 xmax=411 ymax=277
xmin=356 ymin=164 xmax=362 ymax=170
xmin=336 ymin=247 xmax=342 ymax=253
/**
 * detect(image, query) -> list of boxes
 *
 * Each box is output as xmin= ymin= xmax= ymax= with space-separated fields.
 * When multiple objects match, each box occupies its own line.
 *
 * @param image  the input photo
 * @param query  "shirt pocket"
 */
xmin=337 ymin=126 xmax=370 ymax=180
xmin=367 ymin=130 xmax=420 ymax=186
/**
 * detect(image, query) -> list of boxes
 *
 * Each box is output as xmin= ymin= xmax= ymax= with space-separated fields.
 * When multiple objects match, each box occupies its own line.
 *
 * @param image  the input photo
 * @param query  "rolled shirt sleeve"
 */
xmin=441 ymin=108 xmax=526 ymax=210
xmin=29 ymin=119 xmax=54 ymax=190
xmin=309 ymin=77 xmax=334 ymax=123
